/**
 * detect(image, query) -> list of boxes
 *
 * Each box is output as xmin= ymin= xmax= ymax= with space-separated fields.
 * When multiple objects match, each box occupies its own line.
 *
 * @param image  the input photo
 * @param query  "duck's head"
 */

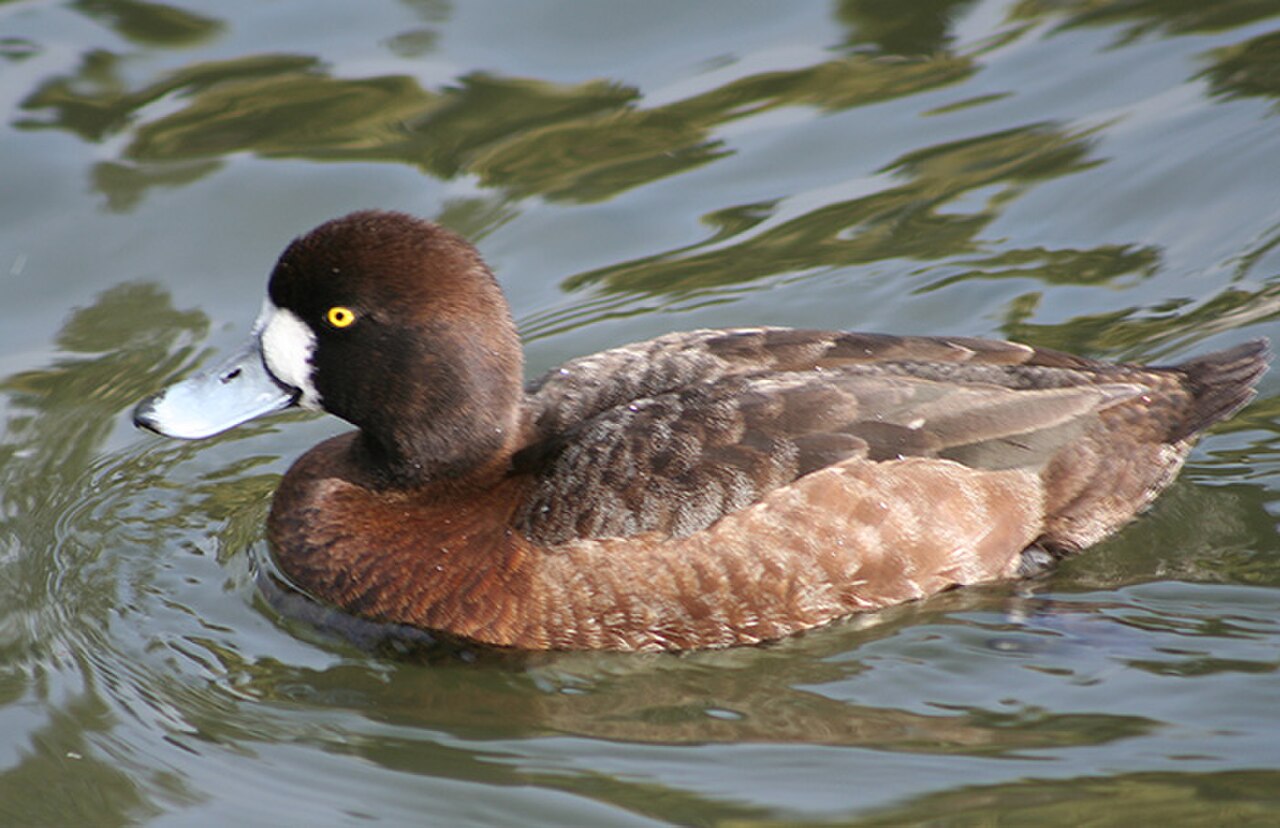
xmin=134 ymin=211 xmax=524 ymax=486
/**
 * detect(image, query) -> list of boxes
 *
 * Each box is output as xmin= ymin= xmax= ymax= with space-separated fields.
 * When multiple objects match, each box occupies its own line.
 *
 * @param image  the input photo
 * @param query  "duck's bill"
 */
xmin=133 ymin=338 xmax=299 ymax=439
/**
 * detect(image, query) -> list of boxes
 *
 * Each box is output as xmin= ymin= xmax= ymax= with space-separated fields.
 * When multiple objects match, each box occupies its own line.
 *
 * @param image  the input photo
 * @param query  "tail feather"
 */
xmin=1168 ymin=339 xmax=1270 ymax=440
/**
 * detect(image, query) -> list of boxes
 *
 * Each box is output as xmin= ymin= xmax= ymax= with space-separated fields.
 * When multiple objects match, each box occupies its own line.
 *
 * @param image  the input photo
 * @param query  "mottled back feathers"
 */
xmin=515 ymin=329 xmax=1267 ymax=549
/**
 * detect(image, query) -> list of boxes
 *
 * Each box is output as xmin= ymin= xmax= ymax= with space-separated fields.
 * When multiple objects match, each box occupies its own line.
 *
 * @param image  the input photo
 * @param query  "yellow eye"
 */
xmin=327 ymin=306 xmax=356 ymax=328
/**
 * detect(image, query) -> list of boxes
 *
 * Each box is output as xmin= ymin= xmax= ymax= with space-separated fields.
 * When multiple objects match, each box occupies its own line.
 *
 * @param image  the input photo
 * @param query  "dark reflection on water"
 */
xmin=3 ymin=0 xmax=1280 ymax=823
xmin=220 ymin=597 xmax=1162 ymax=756
xmin=134 ymin=580 xmax=1280 ymax=825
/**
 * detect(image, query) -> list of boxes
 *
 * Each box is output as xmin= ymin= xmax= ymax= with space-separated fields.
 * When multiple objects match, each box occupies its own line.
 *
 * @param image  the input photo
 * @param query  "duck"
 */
xmin=133 ymin=210 xmax=1269 ymax=652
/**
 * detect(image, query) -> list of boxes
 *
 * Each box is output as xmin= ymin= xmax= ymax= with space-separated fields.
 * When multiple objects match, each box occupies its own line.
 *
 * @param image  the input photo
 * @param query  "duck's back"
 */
xmin=516 ymin=329 xmax=1267 ymax=553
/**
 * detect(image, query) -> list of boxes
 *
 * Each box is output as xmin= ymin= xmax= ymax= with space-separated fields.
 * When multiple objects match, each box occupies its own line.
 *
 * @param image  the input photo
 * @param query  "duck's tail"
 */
xmin=1169 ymin=339 xmax=1270 ymax=441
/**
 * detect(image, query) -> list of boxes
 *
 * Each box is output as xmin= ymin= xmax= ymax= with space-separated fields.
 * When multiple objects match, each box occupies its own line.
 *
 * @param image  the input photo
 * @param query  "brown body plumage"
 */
xmin=135 ymin=211 xmax=1269 ymax=651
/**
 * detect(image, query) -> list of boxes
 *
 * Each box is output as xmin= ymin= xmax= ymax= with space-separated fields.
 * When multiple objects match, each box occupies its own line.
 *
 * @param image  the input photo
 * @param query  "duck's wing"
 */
xmin=523 ymin=327 xmax=1097 ymax=439
xmin=514 ymin=329 xmax=1150 ymax=544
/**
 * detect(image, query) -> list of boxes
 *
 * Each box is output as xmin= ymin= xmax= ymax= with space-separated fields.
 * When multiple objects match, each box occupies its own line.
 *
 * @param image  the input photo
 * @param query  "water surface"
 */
xmin=2 ymin=0 xmax=1280 ymax=824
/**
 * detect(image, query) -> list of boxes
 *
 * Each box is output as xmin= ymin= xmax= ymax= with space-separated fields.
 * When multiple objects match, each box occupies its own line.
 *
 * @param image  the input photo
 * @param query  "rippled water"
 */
xmin=3 ymin=0 xmax=1280 ymax=824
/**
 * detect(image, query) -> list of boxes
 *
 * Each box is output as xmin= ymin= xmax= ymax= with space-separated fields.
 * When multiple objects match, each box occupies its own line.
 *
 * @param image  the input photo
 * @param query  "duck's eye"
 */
xmin=326 ymin=306 xmax=356 ymax=328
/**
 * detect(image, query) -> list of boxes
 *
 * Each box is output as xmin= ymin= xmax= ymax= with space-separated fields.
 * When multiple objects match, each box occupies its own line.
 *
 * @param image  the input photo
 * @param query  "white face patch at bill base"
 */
xmin=259 ymin=300 xmax=323 ymax=409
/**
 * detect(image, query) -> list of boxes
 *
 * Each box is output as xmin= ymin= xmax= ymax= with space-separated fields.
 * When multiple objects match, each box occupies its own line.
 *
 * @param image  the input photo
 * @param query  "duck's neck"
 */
xmin=354 ymin=413 xmax=519 ymax=492
xmin=354 ymin=326 xmax=526 ymax=492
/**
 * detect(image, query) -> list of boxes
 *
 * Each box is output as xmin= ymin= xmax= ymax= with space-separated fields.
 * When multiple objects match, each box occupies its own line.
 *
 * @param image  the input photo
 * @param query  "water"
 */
xmin=3 ymin=0 xmax=1280 ymax=824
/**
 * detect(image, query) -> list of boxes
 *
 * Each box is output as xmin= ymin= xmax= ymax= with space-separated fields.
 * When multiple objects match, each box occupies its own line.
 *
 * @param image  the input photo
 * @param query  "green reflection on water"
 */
xmin=1201 ymin=29 xmax=1280 ymax=108
xmin=552 ymin=122 xmax=1117 ymax=300
xmin=0 ymin=283 xmax=299 ymax=824
xmin=1003 ymin=281 xmax=1280 ymax=358
xmin=18 ymin=48 xmax=974 ymax=207
xmin=857 ymin=769 xmax=1280 ymax=827
xmin=0 ymin=284 xmax=205 ymax=522
xmin=15 ymin=0 xmax=1279 ymax=354
xmin=0 ymin=286 xmax=219 ymax=825
xmin=19 ymin=53 xmax=324 ymax=143
xmin=836 ymin=0 xmax=979 ymax=56
xmin=1010 ymin=0 xmax=1280 ymax=40
xmin=20 ymin=0 xmax=1279 ymax=222
xmin=71 ymin=0 xmax=222 ymax=47
xmin=0 ymin=684 xmax=164 ymax=826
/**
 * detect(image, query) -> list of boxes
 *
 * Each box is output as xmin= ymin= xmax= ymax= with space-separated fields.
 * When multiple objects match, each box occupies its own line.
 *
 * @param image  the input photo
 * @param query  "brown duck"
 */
xmin=133 ymin=210 xmax=1269 ymax=651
